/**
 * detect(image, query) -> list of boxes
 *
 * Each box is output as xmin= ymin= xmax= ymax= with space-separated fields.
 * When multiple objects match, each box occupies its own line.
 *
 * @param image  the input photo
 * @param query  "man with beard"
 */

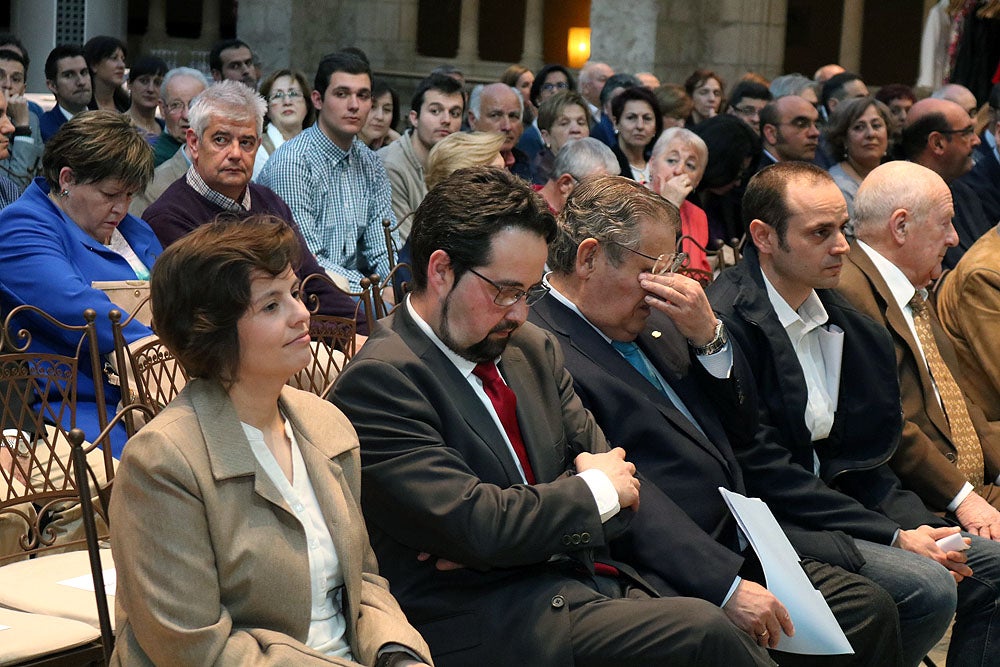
xmin=330 ymin=166 xmax=775 ymax=667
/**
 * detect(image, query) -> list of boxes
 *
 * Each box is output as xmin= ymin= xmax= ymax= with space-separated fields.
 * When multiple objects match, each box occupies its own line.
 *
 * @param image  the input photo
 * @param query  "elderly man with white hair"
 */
xmin=467 ymin=82 xmax=530 ymax=179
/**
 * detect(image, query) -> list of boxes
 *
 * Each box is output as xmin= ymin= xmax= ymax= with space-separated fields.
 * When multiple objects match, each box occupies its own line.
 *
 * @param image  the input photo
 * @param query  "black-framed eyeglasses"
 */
xmin=467 ymin=268 xmax=550 ymax=307
xmin=939 ymin=126 xmax=976 ymax=138
xmin=732 ymin=105 xmax=763 ymax=118
xmin=605 ymin=240 xmax=688 ymax=275
xmin=268 ymin=90 xmax=304 ymax=103
xmin=541 ymin=81 xmax=569 ymax=92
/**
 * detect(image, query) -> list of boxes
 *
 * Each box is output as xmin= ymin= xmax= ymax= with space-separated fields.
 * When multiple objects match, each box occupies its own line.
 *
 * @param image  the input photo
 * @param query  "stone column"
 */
xmin=590 ymin=0 xmax=659 ymax=73
xmin=522 ymin=0 xmax=543 ymax=67
xmin=457 ymin=0 xmax=480 ymax=62
xmin=839 ymin=0 xmax=865 ymax=73
xmin=237 ymin=0 xmax=293 ymax=74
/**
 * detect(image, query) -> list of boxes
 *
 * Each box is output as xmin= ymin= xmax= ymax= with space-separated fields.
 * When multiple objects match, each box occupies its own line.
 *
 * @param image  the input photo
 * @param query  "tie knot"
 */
xmin=909 ymin=291 xmax=928 ymax=316
xmin=473 ymin=361 xmax=501 ymax=385
xmin=611 ymin=340 xmax=640 ymax=356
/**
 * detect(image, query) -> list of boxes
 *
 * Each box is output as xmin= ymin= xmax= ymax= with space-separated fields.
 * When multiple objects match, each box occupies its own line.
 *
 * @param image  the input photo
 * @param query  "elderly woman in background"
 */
xmin=518 ymin=64 xmax=576 ymax=162
xmin=825 ymin=96 xmax=893 ymax=220
xmin=259 ymin=68 xmax=315 ymax=157
xmin=424 ymin=131 xmax=505 ymax=191
xmin=647 ymin=127 xmax=712 ymax=273
xmin=0 ymin=111 xmax=159 ymax=457
xmin=684 ymin=69 xmax=724 ymax=125
xmin=654 ymin=84 xmax=693 ymax=130
xmin=610 ymin=86 xmax=662 ymax=186
xmin=127 ymin=55 xmax=167 ymax=144
xmin=530 ymin=90 xmax=592 ymax=184
xmin=83 ymin=35 xmax=130 ymax=112
xmin=110 ymin=217 xmax=432 ymax=667
xmin=359 ymin=79 xmax=400 ymax=150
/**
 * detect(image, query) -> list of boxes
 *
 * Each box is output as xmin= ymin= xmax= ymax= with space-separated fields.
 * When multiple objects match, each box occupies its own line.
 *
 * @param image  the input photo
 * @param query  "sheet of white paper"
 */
xmin=57 ymin=569 xmax=116 ymax=596
xmin=720 ymin=487 xmax=853 ymax=655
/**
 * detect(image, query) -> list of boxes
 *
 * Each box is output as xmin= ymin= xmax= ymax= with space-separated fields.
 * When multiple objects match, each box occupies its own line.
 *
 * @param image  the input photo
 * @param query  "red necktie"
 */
xmin=473 ymin=361 xmax=536 ymax=484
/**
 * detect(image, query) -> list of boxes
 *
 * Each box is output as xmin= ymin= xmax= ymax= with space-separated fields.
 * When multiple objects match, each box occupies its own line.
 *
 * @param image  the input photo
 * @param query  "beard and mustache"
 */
xmin=438 ymin=290 xmax=520 ymax=363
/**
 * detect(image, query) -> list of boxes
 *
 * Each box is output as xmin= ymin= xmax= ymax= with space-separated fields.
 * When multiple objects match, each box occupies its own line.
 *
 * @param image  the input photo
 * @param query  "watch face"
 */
xmin=3 ymin=429 xmax=32 ymax=457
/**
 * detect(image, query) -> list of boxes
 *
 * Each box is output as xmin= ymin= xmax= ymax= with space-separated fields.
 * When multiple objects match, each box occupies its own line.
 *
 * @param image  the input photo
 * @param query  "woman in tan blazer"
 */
xmin=109 ymin=217 xmax=431 ymax=667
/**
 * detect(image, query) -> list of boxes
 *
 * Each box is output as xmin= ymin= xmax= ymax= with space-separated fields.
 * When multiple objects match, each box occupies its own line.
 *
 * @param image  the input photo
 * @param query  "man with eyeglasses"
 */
xmin=529 ymin=175 xmax=902 ymax=665
xmin=378 ymin=72 xmax=464 ymax=240
xmin=129 ymin=68 xmax=210 ymax=214
xmin=331 ymin=166 xmax=776 ymax=667
xmin=726 ymin=81 xmax=772 ymax=136
xmin=757 ymin=95 xmax=821 ymax=173
xmin=902 ymin=97 xmax=988 ymax=269
xmin=260 ymin=51 xmax=398 ymax=291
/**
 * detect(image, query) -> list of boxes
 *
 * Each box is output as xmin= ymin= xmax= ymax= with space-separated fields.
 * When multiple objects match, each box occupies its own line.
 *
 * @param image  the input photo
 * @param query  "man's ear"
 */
xmin=425 ymin=249 xmax=454 ymax=294
xmin=761 ymin=124 xmax=778 ymax=147
xmin=888 ymin=208 xmax=909 ymax=246
xmin=748 ymin=219 xmax=775 ymax=255
xmin=555 ymin=172 xmax=576 ymax=197
xmin=575 ymin=238 xmax=600 ymax=278
xmin=408 ymin=109 xmax=419 ymax=129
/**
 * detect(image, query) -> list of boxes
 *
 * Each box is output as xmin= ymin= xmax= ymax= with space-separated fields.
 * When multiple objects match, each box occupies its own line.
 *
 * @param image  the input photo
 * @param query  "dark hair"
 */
xmin=129 ymin=55 xmax=168 ymax=82
xmin=821 ymin=71 xmax=863 ymax=112
xmin=45 ymin=45 xmax=85 ymax=82
xmin=758 ymin=100 xmax=781 ymax=135
xmin=824 ymin=96 xmax=892 ymax=159
xmin=610 ymin=86 xmax=663 ymax=144
xmin=989 ymin=82 xmax=1000 ymax=111
xmin=151 ymin=216 xmax=301 ymax=385
xmin=209 ymin=39 xmax=252 ymax=74
xmin=684 ymin=69 xmax=724 ymax=97
xmin=654 ymin=84 xmax=693 ymax=121
xmin=259 ymin=68 xmax=316 ymax=131
xmin=313 ymin=51 xmax=371 ymax=95
xmin=409 ymin=167 xmax=556 ymax=291
xmin=338 ymin=46 xmax=370 ymax=65
xmin=500 ymin=64 xmax=530 ymax=89
xmin=692 ymin=114 xmax=761 ymax=190
xmin=0 ymin=33 xmax=29 ymax=72
xmin=529 ymin=64 xmax=575 ymax=107
xmin=411 ymin=72 xmax=464 ymax=113
xmin=0 ymin=48 xmax=25 ymax=70
xmin=874 ymin=83 xmax=915 ymax=108
xmin=371 ymin=79 xmax=401 ymax=131
xmin=42 ymin=110 xmax=154 ymax=193
xmin=83 ymin=35 xmax=126 ymax=70
xmin=899 ymin=110 xmax=951 ymax=160
xmin=727 ymin=80 xmax=772 ymax=109
xmin=600 ymin=73 xmax=640 ymax=107
xmin=743 ymin=162 xmax=832 ymax=247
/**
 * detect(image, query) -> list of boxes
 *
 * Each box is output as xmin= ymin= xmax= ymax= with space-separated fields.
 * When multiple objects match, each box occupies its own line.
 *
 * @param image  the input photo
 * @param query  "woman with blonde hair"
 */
xmin=424 ymin=131 xmax=505 ymax=190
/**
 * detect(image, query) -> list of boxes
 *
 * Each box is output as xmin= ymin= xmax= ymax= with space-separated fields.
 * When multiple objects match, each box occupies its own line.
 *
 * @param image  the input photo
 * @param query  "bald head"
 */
xmin=579 ymin=61 xmax=614 ymax=107
xmin=932 ymin=83 xmax=977 ymax=118
xmin=902 ymin=97 xmax=980 ymax=181
xmin=813 ymin=64 xmax=844 ymax=82
xmin=853 ymin=161 xmax=957 ymax=287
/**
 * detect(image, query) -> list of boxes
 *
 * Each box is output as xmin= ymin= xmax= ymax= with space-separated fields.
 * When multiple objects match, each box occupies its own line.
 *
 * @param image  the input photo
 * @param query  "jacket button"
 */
xmin=946 ymin=452 xmax=957 ymax=462
xmin=551 ymin=595 xmax=565 ymax=608
xmin=561 ymin=535 xmax=572 ymax=546
xmin=571 ymin=533 xmax=582 ymax=545
xmin=581 ymin=532 xmax=591 ymax=543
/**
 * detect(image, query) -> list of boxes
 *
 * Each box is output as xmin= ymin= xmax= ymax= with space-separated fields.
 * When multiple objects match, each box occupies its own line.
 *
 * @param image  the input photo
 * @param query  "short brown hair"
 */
xmin=42 ymin=110 xmax=153 ymax=192
xmin=824 ymin=96 xmax=893 ymax=159
xmin=743 ymin=162 xmax=833 ymax=249
xmin=151 ymin=216 xmax=301 ymax=385
xmin=536 ymin=90 xmax=592 ymax=132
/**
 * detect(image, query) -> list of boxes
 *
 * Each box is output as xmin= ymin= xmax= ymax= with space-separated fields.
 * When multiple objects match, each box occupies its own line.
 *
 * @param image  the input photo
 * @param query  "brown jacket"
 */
xmin=838 ymin=242 xmax=1000 ymax=511
xmin=109 ymin=379 xmax=431 ymax=666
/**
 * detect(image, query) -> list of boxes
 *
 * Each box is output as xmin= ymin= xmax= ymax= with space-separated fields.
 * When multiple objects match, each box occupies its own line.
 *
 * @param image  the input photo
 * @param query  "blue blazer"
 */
xmin=39 ymin=106 xmax=69 ymax=143
xmin=0 ymin=178 xmax=162 ymax=456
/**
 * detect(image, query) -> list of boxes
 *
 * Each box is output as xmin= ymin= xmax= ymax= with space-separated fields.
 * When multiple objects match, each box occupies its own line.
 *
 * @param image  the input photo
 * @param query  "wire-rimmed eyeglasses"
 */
xmin=605 ymin=241 xmax=688 ymax=275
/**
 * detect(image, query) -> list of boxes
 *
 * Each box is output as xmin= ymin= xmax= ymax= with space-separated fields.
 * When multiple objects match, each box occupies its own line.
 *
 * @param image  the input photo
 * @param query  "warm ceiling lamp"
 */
xmin=567 ymin=27 xmax=591 ymax=69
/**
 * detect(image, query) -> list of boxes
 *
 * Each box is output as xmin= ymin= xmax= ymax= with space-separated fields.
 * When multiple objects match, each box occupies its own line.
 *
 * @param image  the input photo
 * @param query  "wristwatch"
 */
xmin=690 ymin=320 xmax=728 ymax=356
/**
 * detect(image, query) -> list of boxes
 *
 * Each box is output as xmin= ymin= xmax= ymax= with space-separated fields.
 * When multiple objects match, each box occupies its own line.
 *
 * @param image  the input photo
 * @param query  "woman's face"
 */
xmin=692 ymin=78 xmax=722 ymax=119
xmin=537 ymin=71 xmax=569 ymax=105
xmin=846 ymin=104 xmax=888 ymax=168
xmin=94 ymin=48 xmax=126 ymax=86
xmin=616 ymin=100 xmax=657 ymax=152
xmin=266 ymin=75 xmax=308 ymax=133
xmin=650 ymin=138 xmax=706 ymax=190
xmin=662 ymin=115 xmax=686 ymax=130
xmin=235 ymin=266 xmax=312 ymax=385
xmin=543 ymin=103 xmax=589 ymax=153
xmin=129 ymin=73 xmax=163 ymax=112
xmin=362 ymin=92 xmax=394 ymax=142
xmin=58 ymin=172 xmax=135 ymax=243
xmin=516 ymin=70 xmax=534 ymax=109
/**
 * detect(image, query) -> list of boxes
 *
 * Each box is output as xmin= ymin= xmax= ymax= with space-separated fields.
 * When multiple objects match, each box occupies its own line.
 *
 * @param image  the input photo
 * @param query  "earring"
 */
xmin=59 ymin=189 xmax=70 ymax=198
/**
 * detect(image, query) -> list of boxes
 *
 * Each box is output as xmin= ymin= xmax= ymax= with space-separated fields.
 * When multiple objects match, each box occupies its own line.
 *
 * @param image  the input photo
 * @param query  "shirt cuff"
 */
xmin=377 ymin=644 xmax=420 ymax=665
xmin=947 ymin=482 xmax=975 ymax=513
xmin=578 ymin=467 xmax=621 ymax=522
xmin=721 ymin=576 xmax=742 ymax=607
xmin=695 ymin=341 xmax=733 ymax=379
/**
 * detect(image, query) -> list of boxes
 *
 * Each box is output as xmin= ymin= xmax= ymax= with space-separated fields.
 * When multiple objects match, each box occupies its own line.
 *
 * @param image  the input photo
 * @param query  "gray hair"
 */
xmin=188 ymin=79 xmax=267 ymax=139
xmin=770 ymin=73 xmax=815 ymax=100
xmin=650 ymin=127 xmax=708 ymax=166
xmin=468 ymin=83 xmax=523 ymax=121
xmin=160 ymin=66 xmax=211 ymax=101
xmin=552 ymin=137 xmax=620 ymax=180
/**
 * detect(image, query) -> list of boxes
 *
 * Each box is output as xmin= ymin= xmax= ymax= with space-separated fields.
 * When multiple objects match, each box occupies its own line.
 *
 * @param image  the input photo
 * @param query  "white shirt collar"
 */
xmin=405 ymin=294 xmax=483 ymax=379
xmin=855 ymin=240 xmax=917 ymax=313
xmin=761 ymin=269 xmax=829 ymax=333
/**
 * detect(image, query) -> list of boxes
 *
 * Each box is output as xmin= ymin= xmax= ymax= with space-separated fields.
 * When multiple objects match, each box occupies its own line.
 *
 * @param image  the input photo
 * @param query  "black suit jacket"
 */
xmin=707 ymin=247 xmax=947 ymax=554
xmin=959 ymin=146 xmax=1000 ymax=232
xmin=947 ymin=178 xmax=993 ymax=269
xmin=330 ymin=304 xmax=649 ymax=665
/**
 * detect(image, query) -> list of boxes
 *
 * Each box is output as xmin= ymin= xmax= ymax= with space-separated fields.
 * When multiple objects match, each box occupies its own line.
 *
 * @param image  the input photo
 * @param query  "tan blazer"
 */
xmin=128 ymin=147 xmax=189 ymax=218
xmin=838 ymin=244 xmax=1000 ymax=511
xmin=109 ymin=379 xmax=431 ymax=666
